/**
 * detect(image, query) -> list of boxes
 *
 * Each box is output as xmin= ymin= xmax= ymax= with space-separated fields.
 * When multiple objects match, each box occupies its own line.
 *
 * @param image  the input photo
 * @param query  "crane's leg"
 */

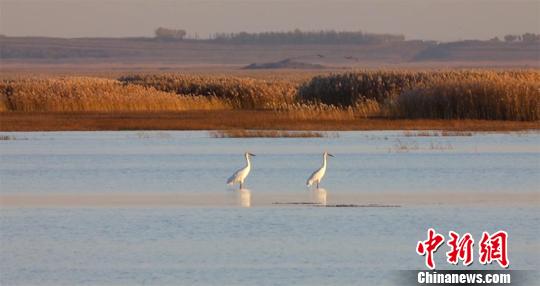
xmin=317 ymin=181 xmax=319 ymax=188
xmin=240 ymin=182 xmax=243 ymax=190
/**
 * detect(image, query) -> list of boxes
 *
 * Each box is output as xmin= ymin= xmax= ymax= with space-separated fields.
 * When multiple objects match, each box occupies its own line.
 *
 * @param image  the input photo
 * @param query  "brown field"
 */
xmin=1 ymin=111 xmax=538 ymax=131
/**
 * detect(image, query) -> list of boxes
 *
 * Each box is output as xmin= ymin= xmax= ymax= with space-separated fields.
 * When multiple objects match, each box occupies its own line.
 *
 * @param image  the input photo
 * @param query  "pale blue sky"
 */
xmin=1 ymin=0 xmax=538 ymax=41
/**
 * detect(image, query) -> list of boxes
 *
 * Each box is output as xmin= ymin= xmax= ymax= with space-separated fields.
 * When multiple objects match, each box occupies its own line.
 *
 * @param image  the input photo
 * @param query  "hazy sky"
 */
xmin=1 ymin=0 xmax=539 ymax=41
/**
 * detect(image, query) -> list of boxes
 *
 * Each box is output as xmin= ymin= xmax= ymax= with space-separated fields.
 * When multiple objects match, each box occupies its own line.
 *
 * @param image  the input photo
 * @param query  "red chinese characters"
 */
xmin=416 ymin=228 xmax=445 ymax=270
xmin=479 ymin=231 xmax=509 ymax=268
xmin=446 ymin=231 xmax=474 ymax=266
xmin=417 ymin=229 xmax=509 ymax=269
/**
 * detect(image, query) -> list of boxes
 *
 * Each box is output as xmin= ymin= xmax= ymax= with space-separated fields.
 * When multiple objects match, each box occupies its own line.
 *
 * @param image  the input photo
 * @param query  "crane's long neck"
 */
xmin=322 ymin=154 xmax=327 ymax=169
xmin=245 ymin=154 xmax=251 ymax=168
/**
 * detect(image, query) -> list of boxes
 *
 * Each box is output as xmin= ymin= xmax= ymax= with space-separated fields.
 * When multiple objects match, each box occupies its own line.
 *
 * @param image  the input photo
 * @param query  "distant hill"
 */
xmin=0 ymin=37 xmax=428 ymax=64
xmin=1 ymin=36 xmax=538 ymax=68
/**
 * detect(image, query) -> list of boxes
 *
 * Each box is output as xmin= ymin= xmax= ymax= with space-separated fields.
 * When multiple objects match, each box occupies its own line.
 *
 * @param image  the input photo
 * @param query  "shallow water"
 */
xmin=1 ymin=131 xmax=539 ymax=194
xmin=1 ymin=206 xmax=539 ymax=286
xmin=1 ymin=131 xmax=539 ymax=285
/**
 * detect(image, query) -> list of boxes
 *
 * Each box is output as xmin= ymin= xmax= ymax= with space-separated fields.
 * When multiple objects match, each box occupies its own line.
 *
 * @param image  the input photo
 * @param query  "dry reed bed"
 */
xmin=1 ymin=71 xmax=539 ymax=121
xmin=395 ymin=77 xmax=539 ymax=120
xmin=209 ymin=130 xmax=329 ymax=138
xmin=119 ymin=74 xmax=298 ymax=109
xmin=403 ymin=131 xmax=473 ymax=137
xmin=0 ymin=77 xmax=231 ymax=112
xmin=298 ymin=70 xmax=540 ymax=120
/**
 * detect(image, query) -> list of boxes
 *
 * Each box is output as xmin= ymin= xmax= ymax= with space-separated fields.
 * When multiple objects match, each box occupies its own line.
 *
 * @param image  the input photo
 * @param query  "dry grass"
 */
xmin=441 ymin=131 xmax=473 ymax=136
xmin=390 ymin=138 xmax=454 ymax=152
xmin=298 ymin=70 xmax=540 ymax=120
xmin=1 ymin=70 xmax=539 ymax=129
xmin=0 ymin=77 xmax=231 ymax=112
xmin=392 ymin=139 xmax=420 ymax=152
xmin=209 ymin=130 xmax=330 ymax=138
xmin=395 ymin=77 xmax=539 ymax=120
xmin=403 ymin=131 xmax=473 ymax=137
xmin=119 ymin=74 xmax=298 ymax=109
xmin=273 ymin=103 xmax=356 ymax=120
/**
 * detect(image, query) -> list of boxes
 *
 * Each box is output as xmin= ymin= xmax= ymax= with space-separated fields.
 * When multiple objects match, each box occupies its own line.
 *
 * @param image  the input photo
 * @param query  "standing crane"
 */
xmin=227 ymin=152 xmax=256 ymax=189
xmin=306 ymin=152 xmax=334 ymax=189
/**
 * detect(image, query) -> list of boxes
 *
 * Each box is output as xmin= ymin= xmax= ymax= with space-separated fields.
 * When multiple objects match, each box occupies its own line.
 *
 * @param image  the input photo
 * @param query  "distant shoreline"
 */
xmin=1 ymin=111 xmax=538 ymax=131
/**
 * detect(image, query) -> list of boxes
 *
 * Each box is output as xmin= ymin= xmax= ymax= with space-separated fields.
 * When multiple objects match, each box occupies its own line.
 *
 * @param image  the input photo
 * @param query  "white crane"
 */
xmin=306 ymin=152 xmax=334 ymax=188
xmin=227 ymin=152 xmax=255 ymax=189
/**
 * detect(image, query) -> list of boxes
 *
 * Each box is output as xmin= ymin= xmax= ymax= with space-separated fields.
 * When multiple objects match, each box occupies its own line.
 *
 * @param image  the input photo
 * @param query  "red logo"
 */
xmin=417 ymin=229 xmax=509 ymax=269
xmin=416 ymin=228 xmax=445 ymax=270
xmin=479 ymin=231 xmax=509 ymax=268
xmin=446 ymin=231 xmax=474 ymax=266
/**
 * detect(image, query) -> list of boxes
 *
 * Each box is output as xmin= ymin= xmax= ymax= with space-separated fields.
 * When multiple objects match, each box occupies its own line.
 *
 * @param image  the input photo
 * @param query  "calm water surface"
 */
xmin=1 ymin=131 xmax=539 ymax=285
xmin=1 ymin=131 xmax=539 ymax=194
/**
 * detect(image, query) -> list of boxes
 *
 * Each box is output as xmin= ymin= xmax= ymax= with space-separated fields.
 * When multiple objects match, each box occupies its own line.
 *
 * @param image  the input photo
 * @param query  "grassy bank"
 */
xmin=1 ymin=70 xmax=539 ymax=130
xmin=1 ymin=111 xmax=538 ymax=131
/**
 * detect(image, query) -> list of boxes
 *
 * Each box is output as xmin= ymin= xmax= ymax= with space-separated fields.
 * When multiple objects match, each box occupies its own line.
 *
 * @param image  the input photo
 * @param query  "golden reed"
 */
xmin=1 ymin=70 xmax=538 ymax=121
